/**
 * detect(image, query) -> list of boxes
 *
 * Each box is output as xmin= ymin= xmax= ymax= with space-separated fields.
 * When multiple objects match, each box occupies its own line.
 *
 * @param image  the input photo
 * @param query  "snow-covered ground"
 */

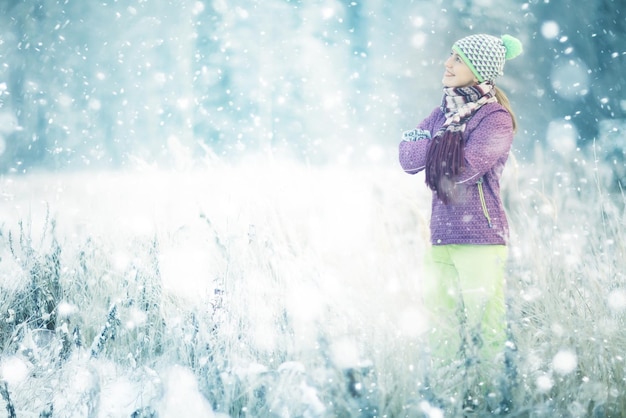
xmin=0 ymin=154 xmax=625 ymax=416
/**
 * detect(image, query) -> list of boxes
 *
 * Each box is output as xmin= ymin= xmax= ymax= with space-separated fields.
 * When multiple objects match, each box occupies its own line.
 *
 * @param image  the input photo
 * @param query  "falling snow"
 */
xmin=0 ymin=0 xmax=625 ymax=416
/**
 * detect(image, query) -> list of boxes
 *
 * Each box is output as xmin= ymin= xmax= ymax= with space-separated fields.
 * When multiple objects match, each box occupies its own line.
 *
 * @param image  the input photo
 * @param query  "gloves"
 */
xmin=402 ymin=128 xmax=431 ymax=142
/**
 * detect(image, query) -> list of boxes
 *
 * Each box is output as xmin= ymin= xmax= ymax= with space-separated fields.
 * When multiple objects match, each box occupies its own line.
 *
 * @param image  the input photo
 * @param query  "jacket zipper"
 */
xmin=477 ymin=177 xmax=493 ymax=228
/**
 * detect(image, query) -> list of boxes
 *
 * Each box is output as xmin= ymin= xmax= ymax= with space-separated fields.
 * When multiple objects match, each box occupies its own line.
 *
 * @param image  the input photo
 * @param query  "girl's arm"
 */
xmin=398 ymin=107 xmax=441 ymax=174
xmin=456 ymin=106 xmax=514 ymax=184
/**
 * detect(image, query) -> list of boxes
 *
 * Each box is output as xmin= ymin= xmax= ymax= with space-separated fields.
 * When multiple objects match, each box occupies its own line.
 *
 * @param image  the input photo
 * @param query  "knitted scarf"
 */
xmin=425 ymin=81 xmax=497 ymax=203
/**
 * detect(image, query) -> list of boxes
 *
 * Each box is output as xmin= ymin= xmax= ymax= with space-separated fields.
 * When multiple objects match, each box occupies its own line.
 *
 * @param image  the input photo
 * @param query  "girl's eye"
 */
xmin=449 ymin=52 xmax=461 ymax=62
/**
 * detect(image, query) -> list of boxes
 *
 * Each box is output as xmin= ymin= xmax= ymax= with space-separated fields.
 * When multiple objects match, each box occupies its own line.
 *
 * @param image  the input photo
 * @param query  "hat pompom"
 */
xmin=501 ymin=34 xmax=523 ymax=60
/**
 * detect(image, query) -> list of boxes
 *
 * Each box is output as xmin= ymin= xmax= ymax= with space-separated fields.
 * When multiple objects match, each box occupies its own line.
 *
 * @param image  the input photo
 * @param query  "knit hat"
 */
xmin=452 ymin=34 xmax=523 ymax=83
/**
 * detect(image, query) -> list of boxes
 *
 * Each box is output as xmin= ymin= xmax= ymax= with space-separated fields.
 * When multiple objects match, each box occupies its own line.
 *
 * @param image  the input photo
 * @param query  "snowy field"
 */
xmin=0 ymin=151 xmax=625 ymax=417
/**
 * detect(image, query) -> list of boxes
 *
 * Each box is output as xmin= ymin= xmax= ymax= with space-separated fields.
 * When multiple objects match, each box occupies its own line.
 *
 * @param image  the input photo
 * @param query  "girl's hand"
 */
xmin=402 ymin=128 xmax=431 ymax=142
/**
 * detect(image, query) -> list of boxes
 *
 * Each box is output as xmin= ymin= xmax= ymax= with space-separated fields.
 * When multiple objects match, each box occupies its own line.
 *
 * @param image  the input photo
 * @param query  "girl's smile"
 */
xmin=442 ymin=52 xmax=477 ymax=88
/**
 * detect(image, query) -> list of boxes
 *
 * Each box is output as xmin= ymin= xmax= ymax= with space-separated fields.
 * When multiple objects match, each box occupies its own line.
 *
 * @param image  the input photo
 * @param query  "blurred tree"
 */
xmin=0 ymin=0 xmax=624 ymax=171
xmin=0 ymin=0 xmax=51 ymax=172
xmin=192 ymin=0 xmax=360 ymax=162
xmin=527 ymin=0 xmax=626 ymax=146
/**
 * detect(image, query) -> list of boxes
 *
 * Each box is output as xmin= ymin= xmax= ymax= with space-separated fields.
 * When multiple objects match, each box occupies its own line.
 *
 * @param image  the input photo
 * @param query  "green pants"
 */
xmin=422 ymin=244 xmax=507 ymax=369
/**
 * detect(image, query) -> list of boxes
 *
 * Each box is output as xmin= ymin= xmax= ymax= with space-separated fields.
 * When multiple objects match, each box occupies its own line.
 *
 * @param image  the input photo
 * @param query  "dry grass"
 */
xmin=0 ymin=153 xmax=624 ymax=417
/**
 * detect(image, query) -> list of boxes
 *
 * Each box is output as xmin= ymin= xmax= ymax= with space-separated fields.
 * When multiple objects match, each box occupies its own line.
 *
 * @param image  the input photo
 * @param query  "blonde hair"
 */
xmin=495 ymin=86 xmax=517 ymax=133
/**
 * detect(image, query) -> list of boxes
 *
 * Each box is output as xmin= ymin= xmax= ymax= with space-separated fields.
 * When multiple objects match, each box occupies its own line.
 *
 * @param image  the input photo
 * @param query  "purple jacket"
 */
xmin=399 ymin=102 xmax=513 ymax=245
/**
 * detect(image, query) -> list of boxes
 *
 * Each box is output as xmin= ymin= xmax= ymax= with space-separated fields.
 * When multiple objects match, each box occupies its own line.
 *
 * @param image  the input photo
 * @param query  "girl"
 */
xmin=398 ymin=33 xmax=522 ymax=412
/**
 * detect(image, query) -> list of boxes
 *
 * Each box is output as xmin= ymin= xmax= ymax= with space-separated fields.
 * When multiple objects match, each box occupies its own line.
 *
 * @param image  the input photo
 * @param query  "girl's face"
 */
xmin=442 ymin=52 xmax=478 ymax=88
